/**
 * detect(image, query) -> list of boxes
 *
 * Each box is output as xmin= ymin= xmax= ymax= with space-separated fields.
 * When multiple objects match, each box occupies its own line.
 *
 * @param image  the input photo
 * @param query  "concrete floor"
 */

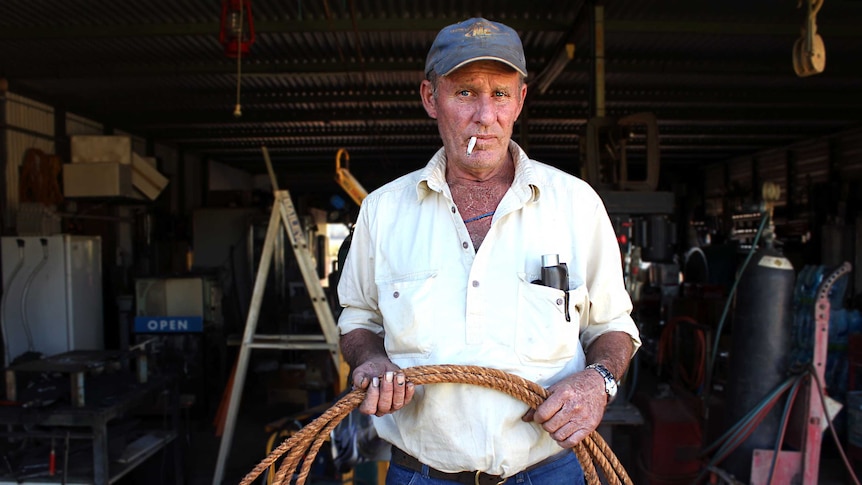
xmin=109 ymin=375 xmax=862 ymax=485
xmin=126 ymin=413 xmax=860 ymax=485
xmin=190 ymin=391 xmax=323 ymax=485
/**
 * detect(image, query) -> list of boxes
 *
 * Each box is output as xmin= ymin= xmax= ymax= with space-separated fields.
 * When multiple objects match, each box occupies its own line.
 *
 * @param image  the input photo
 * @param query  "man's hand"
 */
xmin=522 ymin=369 xmax=607 ymax=448
xmin=352 ymin=357 xmax=415 ymax=416
xmin=339 ymin=325 xmax=419 ymax=419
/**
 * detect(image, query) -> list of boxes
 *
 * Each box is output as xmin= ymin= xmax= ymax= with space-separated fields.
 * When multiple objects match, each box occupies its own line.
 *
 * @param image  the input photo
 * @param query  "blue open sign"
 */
xmin=134 ymin=316 xmax=204 ymax=333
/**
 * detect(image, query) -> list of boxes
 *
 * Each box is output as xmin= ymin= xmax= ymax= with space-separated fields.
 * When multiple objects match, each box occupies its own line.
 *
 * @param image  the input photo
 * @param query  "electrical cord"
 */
xmin=765 ymin=372 xmax=805 ymax=485
xmin=711 ymin=377 xmax=798 ymax=465
xmin=696 ymin=373 xmax=802 ymax=483
xmin=233 ymin=0 xmax=244 ymax=117
xmin=657 ymin=316 xmax=707 ymax=393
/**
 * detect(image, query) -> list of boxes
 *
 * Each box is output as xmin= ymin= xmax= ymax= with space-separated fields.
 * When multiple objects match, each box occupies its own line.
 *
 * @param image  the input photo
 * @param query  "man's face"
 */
xmin=421 ymin=61 xmax=527 ymax=179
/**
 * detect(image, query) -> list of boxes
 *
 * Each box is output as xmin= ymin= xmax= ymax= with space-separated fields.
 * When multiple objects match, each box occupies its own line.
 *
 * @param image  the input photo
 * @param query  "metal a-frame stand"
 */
xmin=212 ymin=147 xmax=345 ymax=484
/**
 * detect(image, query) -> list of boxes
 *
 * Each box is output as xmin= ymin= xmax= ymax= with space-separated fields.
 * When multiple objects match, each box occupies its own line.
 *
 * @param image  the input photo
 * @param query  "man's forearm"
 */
xmin=340 ymin=328 xmax=388 ymax=369
xmin=585 ymin=331 xmax=635 ymax=380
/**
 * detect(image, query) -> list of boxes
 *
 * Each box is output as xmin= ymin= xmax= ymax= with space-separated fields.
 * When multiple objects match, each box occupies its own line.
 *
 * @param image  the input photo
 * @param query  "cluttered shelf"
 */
xmin=0 ymin=351 xmax=182 ymax=485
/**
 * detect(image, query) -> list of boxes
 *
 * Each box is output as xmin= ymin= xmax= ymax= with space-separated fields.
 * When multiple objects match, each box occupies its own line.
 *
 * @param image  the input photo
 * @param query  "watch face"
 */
xmin=606 ymin=378 xmax=618 ymax=401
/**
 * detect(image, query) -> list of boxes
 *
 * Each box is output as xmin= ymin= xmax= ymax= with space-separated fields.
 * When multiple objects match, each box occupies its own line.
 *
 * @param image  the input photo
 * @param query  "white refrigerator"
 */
xmin=1 ymin=235 xmax=103 ymax=366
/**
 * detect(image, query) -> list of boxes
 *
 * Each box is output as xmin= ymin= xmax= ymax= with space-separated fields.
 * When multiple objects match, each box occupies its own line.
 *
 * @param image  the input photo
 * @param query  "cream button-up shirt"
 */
xmin=337 ymin=141 xmax=641 ymax=478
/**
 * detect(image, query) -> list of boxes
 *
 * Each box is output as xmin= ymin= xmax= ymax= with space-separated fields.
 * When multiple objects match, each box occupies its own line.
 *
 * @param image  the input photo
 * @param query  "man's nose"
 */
xmin=474 ymin=96 xmax=496 ymax=125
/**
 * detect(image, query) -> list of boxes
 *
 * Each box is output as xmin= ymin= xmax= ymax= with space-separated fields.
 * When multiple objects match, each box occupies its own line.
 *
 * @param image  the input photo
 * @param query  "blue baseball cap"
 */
xmin=425 ymin=18 xmax=528 ymax=78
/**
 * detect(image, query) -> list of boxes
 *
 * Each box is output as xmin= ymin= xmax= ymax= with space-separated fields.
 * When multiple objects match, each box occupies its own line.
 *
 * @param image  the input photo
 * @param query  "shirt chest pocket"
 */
xmin=515 ymin=273 xmax=588 ymax=366
xmin=377 ymin=270 xmax=439 ymax=358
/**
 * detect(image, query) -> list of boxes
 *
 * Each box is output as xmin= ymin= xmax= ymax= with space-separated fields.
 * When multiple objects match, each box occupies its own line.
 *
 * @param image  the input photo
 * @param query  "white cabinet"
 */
xmin=1 ymin=235 xmax=103 ymax=365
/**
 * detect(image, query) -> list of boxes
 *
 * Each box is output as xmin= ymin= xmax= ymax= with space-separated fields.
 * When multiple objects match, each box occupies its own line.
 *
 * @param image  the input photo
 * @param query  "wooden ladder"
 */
xmin=212 ymin=147 xmax=346 ymax=484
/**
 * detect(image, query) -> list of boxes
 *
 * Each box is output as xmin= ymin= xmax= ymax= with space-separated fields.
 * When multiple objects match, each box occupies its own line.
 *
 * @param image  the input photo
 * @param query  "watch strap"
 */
xmin=585 ymin=363 xmax=618 ymax=404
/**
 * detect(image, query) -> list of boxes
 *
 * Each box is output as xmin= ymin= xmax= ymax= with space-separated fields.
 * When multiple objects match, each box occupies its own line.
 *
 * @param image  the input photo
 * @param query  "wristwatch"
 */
xmin=585 ymin=363 xmax=618 ymax=404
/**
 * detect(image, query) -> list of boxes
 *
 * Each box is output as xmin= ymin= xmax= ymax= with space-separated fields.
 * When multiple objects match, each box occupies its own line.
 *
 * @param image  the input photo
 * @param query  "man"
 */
xmin=337 ymin=17 xmax=640 ymax=484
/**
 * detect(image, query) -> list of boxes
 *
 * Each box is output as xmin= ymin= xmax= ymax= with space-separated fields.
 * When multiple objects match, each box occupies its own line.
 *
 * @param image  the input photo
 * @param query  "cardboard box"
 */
xmin=131 ymin=153 xmax=169 ymax=200
xmin=70 ymin=135 xmax=133 ymax=164
xmin=62 ymin=162 xmax=137 ymax=198
xmin=135 ymin=154 xmax=158 ymax=168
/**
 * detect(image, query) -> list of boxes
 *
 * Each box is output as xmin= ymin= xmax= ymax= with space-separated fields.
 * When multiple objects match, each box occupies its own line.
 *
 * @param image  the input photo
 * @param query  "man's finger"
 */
xmin=550 ymin=421 xmax=577 ymax=443
xmin=562 ymin=428 xmax=592 ymax=448
xmin=404 ymin=382 xmax=416 ymax=404
xmin=375 ymin=371 xmax=395 ymax=416
xmin=352 ymin=374 xmax=369 ymax=390
xmin=359 ymin=376 xmax=380 ymax=415
xmin=533 ymin=396 xmax=564 ymax=425
xmin=391 ymin=373 xmax=407 ymax=409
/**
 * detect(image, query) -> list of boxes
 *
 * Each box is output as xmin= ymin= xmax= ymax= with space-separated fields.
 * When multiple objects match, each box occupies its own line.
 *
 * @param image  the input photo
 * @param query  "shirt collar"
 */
xmin=416 ymin=141 xmax=541 ymax=202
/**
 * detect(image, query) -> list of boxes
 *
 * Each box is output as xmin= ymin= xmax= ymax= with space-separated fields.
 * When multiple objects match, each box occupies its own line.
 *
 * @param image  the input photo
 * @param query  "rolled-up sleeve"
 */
xmin=337 ymin=200 xmax=384 ymax=336
xmin=578 ymin=201 xmax=642 ymax=356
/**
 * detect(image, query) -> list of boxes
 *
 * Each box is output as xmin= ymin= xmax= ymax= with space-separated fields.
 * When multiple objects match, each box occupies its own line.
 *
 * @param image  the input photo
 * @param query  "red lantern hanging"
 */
xmin=219 ymin=0 xmax=255 ymax=58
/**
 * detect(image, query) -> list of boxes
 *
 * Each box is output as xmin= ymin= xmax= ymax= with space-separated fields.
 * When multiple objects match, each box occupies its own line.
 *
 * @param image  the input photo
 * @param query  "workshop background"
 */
xmin=1 ymin=0 xmax=862 ymax=484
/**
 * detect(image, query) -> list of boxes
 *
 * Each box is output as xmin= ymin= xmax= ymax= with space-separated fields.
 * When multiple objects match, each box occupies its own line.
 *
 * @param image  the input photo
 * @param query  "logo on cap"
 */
xmin=465 ymin=22 xmax=498 ymax=38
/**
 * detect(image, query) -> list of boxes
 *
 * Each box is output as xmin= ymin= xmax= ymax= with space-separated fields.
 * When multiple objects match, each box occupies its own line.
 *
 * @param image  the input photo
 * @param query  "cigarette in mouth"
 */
xmin=467 ymin=136 xmax=477 ymax=155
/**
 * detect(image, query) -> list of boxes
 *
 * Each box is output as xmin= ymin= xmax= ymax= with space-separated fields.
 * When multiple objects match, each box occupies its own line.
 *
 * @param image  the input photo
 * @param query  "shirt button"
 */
xmin=451 ymin=207 xmax=456 ymax=213
xmin=462 ymin=241 xmax=468 ymax=249
xmin=393 ymin=291 xmax=400 ymax=298
xmin=472 ymin=280 xmax=480 ymax=287
xmin=556 ymin=298 xmax=564 ymax=305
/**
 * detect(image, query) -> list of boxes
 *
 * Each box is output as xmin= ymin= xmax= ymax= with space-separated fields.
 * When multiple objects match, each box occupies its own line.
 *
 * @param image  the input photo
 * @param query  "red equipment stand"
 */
xmin=749 ymin=262 xmax=852 ymax=484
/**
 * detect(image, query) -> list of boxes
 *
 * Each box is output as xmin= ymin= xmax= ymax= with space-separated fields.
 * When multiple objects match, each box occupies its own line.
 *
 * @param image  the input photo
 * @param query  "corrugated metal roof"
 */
xmin=2 ymin=0 xmax=860 ymax=196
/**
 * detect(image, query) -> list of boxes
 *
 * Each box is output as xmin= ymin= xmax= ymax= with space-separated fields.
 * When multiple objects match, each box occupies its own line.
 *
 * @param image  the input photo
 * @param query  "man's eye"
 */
xmin=459 ymin=90 xmax=471 ymax=97
xmin=495 ymin=91 xmax=508 ymax=97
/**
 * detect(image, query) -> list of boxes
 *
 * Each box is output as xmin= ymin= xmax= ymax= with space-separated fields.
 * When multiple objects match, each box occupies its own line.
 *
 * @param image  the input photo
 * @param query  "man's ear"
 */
xmin=420 ymin=80 xmax=437 ymax=119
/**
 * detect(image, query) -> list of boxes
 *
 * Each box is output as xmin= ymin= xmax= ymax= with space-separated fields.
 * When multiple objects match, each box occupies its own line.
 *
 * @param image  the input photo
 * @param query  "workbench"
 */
xmin=0 ymin=351 xmax=183 ymax=484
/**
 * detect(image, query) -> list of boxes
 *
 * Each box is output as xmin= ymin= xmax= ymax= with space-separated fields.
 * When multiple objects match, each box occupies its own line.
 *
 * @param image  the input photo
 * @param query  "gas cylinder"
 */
xmin=723 ymin=246 xmax=796 ymax=482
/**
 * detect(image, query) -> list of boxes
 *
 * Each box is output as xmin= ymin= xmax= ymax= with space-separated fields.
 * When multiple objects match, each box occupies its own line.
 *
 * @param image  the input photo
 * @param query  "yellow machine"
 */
xmin=334 ymin=148 xmax=368 ymax=206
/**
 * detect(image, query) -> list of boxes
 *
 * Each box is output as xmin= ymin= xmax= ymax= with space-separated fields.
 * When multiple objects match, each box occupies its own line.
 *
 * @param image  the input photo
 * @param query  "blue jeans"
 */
xmin=385 ymin=451 xmax=585 ymax=485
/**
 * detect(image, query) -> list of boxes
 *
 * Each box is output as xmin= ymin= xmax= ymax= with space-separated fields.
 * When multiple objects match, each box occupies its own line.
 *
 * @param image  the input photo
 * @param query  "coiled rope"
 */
xmin=19 ymin=148 xmax=63 ymax=206
xmin=240 ymin=364 xmax=633 ymax=485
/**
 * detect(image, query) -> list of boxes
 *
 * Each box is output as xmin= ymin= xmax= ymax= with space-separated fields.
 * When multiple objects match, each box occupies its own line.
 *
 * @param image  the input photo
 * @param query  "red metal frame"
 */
xmin=749 ymin=262 xmax=851 ymax=485
xmin=804 ymin=262 xmax=851 ymax=482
